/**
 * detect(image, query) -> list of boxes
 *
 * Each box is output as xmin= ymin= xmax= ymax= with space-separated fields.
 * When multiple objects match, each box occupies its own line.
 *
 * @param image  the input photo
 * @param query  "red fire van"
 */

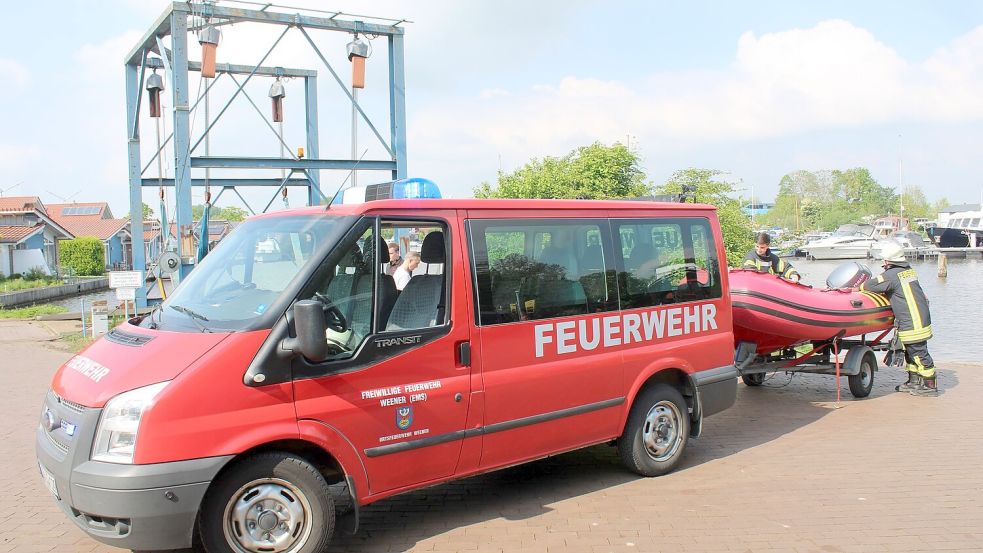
xmin=37 ymin=199 xmax=737 ymax=552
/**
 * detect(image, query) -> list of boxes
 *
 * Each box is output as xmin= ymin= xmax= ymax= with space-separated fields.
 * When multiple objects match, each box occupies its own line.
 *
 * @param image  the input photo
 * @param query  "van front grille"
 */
xmin=54 ymin=393 xmax=85 ymax=414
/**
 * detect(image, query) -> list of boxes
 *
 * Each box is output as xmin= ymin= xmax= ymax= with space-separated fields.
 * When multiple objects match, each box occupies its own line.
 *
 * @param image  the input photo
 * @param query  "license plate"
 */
xmin=38 ymin=462 xmax=59 ymax=499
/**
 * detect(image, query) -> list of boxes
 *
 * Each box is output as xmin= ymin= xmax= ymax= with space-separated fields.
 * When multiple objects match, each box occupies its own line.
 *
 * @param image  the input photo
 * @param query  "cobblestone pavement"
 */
xmin=4 ymin=319 xmax=981 ymax=552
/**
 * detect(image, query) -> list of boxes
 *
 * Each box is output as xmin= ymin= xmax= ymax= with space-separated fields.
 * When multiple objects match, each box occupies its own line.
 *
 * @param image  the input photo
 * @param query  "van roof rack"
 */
xmin=634 ymin=185 xmax=697 ymax=204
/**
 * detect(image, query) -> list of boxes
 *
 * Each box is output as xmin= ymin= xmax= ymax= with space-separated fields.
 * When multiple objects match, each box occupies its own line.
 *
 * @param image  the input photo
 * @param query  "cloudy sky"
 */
xmin=1 ymin=1 xmax=983 ymax=217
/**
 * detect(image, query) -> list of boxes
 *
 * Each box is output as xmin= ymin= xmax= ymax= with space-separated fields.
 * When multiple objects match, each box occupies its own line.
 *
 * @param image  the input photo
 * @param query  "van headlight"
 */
xmin=92 ymin=381 xmax=169 ymax=464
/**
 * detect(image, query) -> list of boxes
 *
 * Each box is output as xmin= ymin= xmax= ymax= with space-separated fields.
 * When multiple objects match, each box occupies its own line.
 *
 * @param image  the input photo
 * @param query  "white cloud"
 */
xmin=0 ymin=144 xmax=40 ymax=166
xmin=0 ymin=144 xmax=41 ymax=188
xmin=479 ymin=88 xmax=512 ymax=99
xmin=0 ymin=58 xmax=30 ymax=88
xmin=403 ymin=20 xmax=983 ymax=196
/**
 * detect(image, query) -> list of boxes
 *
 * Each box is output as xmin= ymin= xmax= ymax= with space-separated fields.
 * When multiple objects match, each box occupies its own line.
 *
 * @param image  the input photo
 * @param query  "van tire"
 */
xmin=618 ymin=384 xmax=690 ymax=477
xmin=199 ymin=452 xmax=335 ymax=553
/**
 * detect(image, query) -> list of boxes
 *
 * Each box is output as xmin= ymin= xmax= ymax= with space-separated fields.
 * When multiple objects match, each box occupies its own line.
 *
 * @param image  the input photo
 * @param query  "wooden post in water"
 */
xmin=937 ymin=253 xmax=948 ymax=278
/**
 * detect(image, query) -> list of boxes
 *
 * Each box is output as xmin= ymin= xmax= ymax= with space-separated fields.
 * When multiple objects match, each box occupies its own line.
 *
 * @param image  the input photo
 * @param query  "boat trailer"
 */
xmin=734 ymin=328 xmax=896 ymax=399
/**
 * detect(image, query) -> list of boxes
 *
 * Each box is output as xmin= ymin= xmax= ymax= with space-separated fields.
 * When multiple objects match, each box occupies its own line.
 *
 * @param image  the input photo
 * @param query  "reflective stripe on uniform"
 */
xmin=859 ymin=291 xmax=890 ymax=307
xmin=899 ymin=325 xmax=933 ymax=343
xmin=901 ymin=284 xmax=923 ymax=327
xmin=910 ymin=355 xmax=935 ymax=378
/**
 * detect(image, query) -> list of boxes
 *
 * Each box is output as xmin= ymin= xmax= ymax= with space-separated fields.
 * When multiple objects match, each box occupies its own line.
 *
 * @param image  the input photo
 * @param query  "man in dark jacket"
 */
xmin=859 ymin=241 xmax=937 ymax=396
xmin=742 ymin=232 xmax=800 ymax=283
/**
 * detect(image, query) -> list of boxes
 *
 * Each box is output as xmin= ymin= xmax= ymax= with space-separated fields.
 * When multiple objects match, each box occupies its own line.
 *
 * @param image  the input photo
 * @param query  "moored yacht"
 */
xmin=891 ymin=230 xmax=931 ymax=250
xmin=872 ymin=216 xmax=909 ymax=238
xmin=801 ymin=224 xmax=878 ymax=260
xmin=925 ymin=204 xmax=983 ymax=248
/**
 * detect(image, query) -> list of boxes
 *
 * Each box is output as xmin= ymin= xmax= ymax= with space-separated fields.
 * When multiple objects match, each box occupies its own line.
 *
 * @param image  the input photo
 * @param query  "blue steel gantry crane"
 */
xmin=124 ymin=1 xmax=409 ymax=307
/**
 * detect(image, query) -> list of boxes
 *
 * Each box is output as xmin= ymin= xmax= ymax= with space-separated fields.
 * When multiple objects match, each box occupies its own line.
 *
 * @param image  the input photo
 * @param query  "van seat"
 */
xmin=386 ymin=232 xmax=445 ymax=330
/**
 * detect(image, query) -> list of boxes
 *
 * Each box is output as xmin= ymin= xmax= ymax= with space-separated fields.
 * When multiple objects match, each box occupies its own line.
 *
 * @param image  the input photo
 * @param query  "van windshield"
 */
xmin=151 ymin=214 xmax=345 ymax=332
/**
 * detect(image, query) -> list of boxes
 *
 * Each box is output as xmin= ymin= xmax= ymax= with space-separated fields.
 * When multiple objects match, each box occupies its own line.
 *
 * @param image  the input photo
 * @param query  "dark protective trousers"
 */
xmin=904 ymin=340 xmax=935 ymax=378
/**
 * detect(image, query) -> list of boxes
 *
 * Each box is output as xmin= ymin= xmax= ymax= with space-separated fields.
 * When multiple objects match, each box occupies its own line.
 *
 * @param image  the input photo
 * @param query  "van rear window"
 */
xmin=613 ymin=218 xmax=722 ymax=309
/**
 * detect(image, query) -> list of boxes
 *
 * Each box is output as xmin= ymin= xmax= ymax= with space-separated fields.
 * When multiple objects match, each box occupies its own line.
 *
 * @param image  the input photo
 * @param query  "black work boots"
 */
xmin=895 ymin=373 xmax=921 ymax=393
xmin=909 ymin=375 xmax=939 ymax=397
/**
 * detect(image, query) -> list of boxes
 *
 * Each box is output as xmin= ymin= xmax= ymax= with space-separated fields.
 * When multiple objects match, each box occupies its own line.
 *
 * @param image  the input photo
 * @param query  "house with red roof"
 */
xmin=47 ymin=203 xmax=132 ymax=270
xmin=142 ymin=219 xmax=163 ymax=265
xmin=0 ymin=196 xmax=73 ymax=276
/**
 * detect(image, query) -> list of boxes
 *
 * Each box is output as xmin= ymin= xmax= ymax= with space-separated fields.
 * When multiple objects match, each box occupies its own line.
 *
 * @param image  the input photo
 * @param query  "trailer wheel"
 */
xmin=199 ymin=452 xmax=335 ymax=553
xmin=742 ymin=373 xmax=766 ymax=386
xmin=848 ymin=352 xmax=876 ymax=398
xmin=618 ymin=384 xmax=689 ymax=477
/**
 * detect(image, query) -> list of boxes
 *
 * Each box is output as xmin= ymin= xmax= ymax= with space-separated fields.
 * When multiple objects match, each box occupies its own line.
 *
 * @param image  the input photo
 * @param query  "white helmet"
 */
xmin=877 ymin=240 xmax=906 ymax=263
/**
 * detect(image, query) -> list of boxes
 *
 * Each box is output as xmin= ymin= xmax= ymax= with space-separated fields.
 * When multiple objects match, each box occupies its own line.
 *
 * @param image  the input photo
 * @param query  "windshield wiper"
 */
xmin=169 ymin=304 xmax=212 ymax=333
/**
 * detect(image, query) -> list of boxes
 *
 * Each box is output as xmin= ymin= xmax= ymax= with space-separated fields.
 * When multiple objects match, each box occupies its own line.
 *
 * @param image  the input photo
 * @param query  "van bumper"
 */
xmin=692 ymin=365 xmax=738 ymax=419
xmin=35 ymin=390 xmax=233 ymax=551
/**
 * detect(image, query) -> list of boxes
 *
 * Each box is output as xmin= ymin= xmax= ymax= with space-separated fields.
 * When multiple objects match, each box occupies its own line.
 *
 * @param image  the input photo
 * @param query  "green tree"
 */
xmin=896 ymin=185 xmax=935 ymax=220
xmin=656 ymin=169 xmax=754 ymax=267
xmin=125 ymin=202 xmax=155 ymax=221
xmin=217 ymin=206 xmax=248 ymax=222
xmin=475 ymin=142 xmax=650 ymax=199
xmin=59 ymin=237 xmax=105 ymax=276
xmin=763 ymin=167 xmax=898 ymax=231
xmin=833 ymin=168 xmax=896 ymax=214
xmin=192 ymin=204 xmax=248 ymax=222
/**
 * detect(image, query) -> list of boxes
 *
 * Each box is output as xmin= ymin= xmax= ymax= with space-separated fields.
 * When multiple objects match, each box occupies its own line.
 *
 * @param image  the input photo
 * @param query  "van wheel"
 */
xmin=618 ymin=384 xmax=690 ymax=477
xmin=199 ymin=452 xmax=335 ymax=553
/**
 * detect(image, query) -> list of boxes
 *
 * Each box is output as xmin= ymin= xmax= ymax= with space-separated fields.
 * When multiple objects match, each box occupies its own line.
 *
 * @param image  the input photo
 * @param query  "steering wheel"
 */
xmin=323 ymin=335 xmax=349 ymax=355
xmin=313 ymin=293 xmax=348 ymax=333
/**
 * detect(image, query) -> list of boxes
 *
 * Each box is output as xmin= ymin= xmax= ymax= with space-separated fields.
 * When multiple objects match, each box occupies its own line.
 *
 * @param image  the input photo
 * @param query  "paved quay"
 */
xmin=3 ymin=318 xmax=981 ymax=553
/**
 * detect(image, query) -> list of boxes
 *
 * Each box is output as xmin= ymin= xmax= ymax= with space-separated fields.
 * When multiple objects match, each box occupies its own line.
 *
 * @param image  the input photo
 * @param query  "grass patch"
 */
xmin=55 ymin=315 xmax=127 ymax=352
xmin=0 ymin=305 xmax=68 ymax=319
xmin=0 ymin=277 xmax=64 ymax=293
xmin=61 ymin=332 xmax=96 ymax=353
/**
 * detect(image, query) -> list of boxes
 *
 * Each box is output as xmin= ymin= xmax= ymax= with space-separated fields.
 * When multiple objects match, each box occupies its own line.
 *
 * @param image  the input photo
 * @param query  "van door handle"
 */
xmin=457 ymin=342 xmax=471 ymax=366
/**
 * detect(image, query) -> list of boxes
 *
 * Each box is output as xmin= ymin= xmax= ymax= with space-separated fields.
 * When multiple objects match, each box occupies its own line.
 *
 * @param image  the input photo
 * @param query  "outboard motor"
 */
xmin=826 ymin=261 xmax=873 ymax=289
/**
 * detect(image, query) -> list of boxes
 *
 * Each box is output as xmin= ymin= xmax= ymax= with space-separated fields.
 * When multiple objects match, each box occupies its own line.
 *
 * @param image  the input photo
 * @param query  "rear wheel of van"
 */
xmin=618 ymin=384 xmax=689 ymax=477
xmin=199 ymin=452 xmax=335 ymax=553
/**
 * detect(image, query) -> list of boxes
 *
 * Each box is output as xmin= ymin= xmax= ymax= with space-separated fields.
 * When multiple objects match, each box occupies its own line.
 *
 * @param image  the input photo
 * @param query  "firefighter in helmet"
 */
xmin=858 ymin=241 xmax=937 ymax=396
xmin=742 ymin=232 xmax=800 ymax=282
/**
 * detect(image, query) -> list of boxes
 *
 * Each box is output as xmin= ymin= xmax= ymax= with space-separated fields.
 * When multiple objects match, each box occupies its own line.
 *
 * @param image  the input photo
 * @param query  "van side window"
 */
xmin=381 ymin=220 xmax=449 ymax=332
xmin=613 ymin=218 xmax=722 ymax=308
xmin=469 ymin=219 xmax=617 ymax=325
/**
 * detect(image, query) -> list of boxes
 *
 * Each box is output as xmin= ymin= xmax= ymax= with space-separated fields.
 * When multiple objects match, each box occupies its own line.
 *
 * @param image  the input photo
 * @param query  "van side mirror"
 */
xmin=282 ymin=300 xmax=329 ymax=362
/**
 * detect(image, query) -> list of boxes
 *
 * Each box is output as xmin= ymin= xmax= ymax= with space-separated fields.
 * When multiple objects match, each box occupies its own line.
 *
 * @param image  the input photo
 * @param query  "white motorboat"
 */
xmin=891 ymin=230 xmax=931 ymax=250
xmin=801 ymin=224 xmax=878 ymax=260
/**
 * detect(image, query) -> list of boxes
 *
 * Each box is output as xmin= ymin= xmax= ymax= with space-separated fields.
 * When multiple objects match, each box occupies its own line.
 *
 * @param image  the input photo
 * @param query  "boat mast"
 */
xmin=898 ymin=133 xmax=904 ymax=219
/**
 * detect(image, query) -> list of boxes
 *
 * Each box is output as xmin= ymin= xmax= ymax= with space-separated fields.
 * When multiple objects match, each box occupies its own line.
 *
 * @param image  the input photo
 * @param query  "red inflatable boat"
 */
xmin=729 ymin=269 xmax=895 ymax=355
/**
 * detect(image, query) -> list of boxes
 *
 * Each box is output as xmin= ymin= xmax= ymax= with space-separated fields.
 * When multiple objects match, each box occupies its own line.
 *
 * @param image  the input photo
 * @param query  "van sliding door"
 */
xmin=467 ymin=216 xmax=623 ymax=470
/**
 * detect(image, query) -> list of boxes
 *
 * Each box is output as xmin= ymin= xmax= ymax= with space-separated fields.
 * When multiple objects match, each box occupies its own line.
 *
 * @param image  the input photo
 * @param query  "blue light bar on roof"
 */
xmin=335 ymin=178 xmax=442 ymax=205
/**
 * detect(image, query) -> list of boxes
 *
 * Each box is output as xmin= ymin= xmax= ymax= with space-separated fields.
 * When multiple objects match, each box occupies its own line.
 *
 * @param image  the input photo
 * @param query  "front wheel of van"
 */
xmin=618 ymin=384 xmax=690 ymax=477
xmin=199 ymin=452 xmax=335 ymax=553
